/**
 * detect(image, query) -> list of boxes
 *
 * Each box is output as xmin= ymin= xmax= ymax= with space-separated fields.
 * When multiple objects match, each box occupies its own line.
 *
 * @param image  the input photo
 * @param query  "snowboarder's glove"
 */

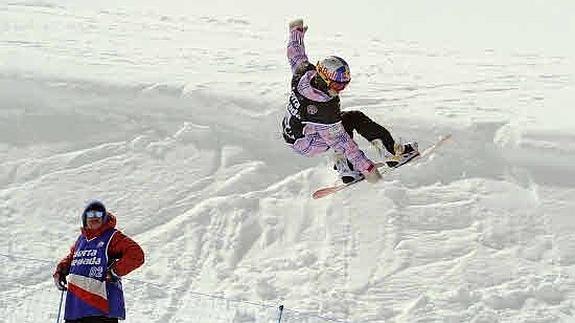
xmin=365 ymin=165 xmax=382 ymax=184
xmin=289 ymin=19 xmax=308 ymax=33
xmin=53 ymin=271 xmax=68 ymax=291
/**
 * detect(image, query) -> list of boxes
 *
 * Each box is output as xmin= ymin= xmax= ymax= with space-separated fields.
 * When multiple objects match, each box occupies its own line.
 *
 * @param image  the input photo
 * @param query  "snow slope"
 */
xmin=1 ymin=0 xmax=575 ymax=322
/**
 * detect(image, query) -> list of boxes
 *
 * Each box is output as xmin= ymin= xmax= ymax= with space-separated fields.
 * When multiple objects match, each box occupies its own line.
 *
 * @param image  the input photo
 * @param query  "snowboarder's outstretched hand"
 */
xmin=365 ymin=167 xmax=382 ymax=184
xmin=289 ymin=18 xmax=308 ymax=32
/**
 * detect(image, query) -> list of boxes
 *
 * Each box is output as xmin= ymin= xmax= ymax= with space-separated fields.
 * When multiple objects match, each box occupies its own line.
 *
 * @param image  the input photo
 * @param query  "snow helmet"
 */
xmin=316 ymin=56 xmax=351 ymax=93
xmin=82 ymin=200 xmax=107 ymax=227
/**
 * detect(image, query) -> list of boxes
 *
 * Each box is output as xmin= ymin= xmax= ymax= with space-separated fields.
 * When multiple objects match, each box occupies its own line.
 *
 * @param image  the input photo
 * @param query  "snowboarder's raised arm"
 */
xmin=287 ymin=19 xmax=309 ymax=74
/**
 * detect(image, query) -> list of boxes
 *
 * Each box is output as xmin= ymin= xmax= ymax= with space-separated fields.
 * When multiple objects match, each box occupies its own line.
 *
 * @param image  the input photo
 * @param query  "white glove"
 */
xmin=289 ymin=19 xmax=308 ymax=32
xmin=365 ymin=166 xmax=382 ymax=184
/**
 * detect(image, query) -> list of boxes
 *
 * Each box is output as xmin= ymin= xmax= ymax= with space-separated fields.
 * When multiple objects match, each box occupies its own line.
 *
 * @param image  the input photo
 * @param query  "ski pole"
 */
xmin=277 ymin=304 xmax=284 ymax=323
xmin=56 ymin=289 xmax=65 ymax=323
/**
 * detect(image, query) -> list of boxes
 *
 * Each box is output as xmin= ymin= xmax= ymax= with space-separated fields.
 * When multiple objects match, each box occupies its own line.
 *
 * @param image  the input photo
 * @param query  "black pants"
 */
xmin=66 ymin=317 xmax=118 ymax=323
xmin=341 ymin=111 xmax=395 ymax=154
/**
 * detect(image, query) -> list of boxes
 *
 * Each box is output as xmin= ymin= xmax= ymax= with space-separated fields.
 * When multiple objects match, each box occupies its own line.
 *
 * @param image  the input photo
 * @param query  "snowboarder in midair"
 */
xmin=282 ymin=19 xmax=419 ymax=184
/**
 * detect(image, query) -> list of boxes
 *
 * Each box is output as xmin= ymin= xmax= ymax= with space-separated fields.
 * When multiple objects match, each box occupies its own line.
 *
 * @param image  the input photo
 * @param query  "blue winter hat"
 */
xmin=82 ymin=200 xmax=107 ymax=227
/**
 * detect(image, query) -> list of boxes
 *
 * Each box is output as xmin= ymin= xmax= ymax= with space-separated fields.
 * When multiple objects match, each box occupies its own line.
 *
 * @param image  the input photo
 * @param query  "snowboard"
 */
xmin=312 ymin=134 xmax=452 ymax=199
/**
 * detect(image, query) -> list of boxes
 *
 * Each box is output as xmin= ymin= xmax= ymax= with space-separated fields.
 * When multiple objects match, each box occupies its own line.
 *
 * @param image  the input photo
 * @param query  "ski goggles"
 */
xmin=327 ymin=79 xmax=349 ymax=92
xmin=85 ymin=210 xmax=105 ymax=219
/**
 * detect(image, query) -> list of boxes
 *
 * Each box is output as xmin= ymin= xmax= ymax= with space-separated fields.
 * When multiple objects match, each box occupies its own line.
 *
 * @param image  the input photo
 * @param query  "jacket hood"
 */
xmin=311 ymin=72 xmax=338 ymax=98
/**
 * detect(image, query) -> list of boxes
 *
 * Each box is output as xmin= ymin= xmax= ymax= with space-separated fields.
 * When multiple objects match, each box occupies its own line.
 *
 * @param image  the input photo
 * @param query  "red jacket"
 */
xmin=54 ymin=212 xmax=144 ymax=277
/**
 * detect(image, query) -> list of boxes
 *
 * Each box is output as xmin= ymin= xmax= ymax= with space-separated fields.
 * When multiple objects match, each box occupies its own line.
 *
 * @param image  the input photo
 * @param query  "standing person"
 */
xmin=53 ymin=200 xmax=145 ymax=323
xmin=282 ymin=19 xmax=419 ymax=183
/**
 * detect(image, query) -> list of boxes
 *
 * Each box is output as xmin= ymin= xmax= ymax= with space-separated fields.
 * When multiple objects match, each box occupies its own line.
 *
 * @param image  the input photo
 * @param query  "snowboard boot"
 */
xmin=333 ymin=153 xmax=364 ymax=184
xmin=387 ymin=142 xmax=419 ymax=168
xmin=372 ymin=139 xmax=419 ymax=168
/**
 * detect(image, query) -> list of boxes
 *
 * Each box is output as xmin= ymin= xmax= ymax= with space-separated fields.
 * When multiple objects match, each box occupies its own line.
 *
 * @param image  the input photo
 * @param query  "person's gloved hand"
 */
xmin=106 ymin=268 xmax=120 ymax=283
xmin=365 ymin=165 xmax=382 ymax=184
xmin=289 ymin=19 xmax=308 ymax=32
xmin=53 ymin=271 xmax=68 ymax=291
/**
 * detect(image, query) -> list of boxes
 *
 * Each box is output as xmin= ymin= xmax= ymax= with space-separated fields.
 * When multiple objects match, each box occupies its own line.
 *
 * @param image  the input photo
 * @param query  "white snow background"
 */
xmin=1 ymin=0 xmax=575 ymax=322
